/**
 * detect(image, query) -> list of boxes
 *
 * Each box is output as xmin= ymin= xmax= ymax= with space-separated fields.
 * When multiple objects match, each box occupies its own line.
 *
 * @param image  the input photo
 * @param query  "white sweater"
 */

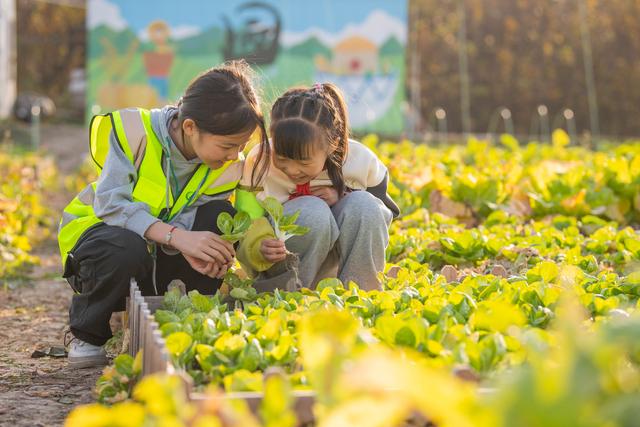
xmin=239 ymin=139 xmax=399 ymax=217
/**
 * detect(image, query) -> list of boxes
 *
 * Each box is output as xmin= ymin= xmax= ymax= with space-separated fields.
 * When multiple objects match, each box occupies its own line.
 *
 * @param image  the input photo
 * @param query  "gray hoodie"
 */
xmin=93 ymin=106 xmax=230 ymax=238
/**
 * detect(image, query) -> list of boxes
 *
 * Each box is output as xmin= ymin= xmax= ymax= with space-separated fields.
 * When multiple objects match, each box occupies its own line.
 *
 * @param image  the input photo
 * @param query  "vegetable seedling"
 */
xmin=259 ymin=197 xmax=310 ymax=242
xmin=217 ymin=211 xmax=252 ymax=243
xmin=223 ymin=269 xmax=257 ymax=303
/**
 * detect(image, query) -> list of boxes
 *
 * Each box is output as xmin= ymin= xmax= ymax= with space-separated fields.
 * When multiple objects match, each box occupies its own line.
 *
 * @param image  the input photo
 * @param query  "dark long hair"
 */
xmin=269 ymin=83 xmax=349 ymax=195
xmin=177 ymin=60 xmax=270 ymax=185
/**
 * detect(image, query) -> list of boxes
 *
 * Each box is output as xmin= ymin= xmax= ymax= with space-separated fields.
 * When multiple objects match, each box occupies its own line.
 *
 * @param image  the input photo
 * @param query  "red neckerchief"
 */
xmin=288 ymin=182 xmax=313 ymax=200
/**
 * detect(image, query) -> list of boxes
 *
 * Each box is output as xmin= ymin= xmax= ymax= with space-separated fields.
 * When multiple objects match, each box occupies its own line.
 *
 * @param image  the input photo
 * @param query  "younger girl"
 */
xmin=59 ymin=61 xmax=269 ymax=367
xmin=236 ymin=83 xmax=399 ymax=291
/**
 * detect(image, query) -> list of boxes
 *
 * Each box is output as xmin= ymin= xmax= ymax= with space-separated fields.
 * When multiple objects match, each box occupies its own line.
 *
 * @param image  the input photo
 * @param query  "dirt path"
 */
xmin=0 ymin=124 xmax=106 ymax=427
xmin=0 ymin=251 xmax=103 ymax=426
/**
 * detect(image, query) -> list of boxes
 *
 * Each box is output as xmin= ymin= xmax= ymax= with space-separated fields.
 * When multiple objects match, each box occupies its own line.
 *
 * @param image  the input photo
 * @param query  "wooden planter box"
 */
xmin=126 ymin=279 xmax=315 ymax=425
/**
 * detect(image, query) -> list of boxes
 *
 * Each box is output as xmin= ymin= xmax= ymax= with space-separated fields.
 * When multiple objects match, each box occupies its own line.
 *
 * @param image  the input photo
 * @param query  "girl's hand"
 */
xmin=172 ymin=229 xmax=235 ymax=265
xmin=311 ymin=186 xmax=339 ymax=206
xmin=260 ymin=239 xmax=287 ymax=263
xmin=183 ymin=254 xmax=229 ymax=279
xmin=183 ymin=253 xmax=214 ymax=275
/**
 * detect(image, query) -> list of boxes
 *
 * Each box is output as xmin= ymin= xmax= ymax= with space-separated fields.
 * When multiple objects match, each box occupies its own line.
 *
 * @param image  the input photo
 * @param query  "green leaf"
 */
xmin=233 ymin=211 xmax=251 ymax=233
xmin=188 ymin=290 xmax=213 ymax=313
xmin=165 ymin=332 xmax=193 ymax=357
xmin=280 ymin=210 xmax=300 ymax=227
xmin=221 ymin=232 xmax=245 ymax=243
xmin=176 ymin=295 xmax=192 ymax=313
xmin=269 ymin=333 xmax=293 ymax=362
xmin=237 ymin=338 xmax=264 ymax=371
xmin=316 ymin=278 xmax=344 ymax=292
xmin=216 ymin=211 xmax=234 ymax=235
xmin=260 ymin=197 xmax=283 ymax=222
xmin=230 ymin=287 xmax=250 ymax=300
xmin=195 ymin=344 xmax=215 ymax=372
xmin=155 ymin=309 xmax=180 ymax=325
xmin=395 ymin=326 xmax=417 ymax=347
xmin=214 ymin=332 xmax=246 ymax=358
xmin=114 ymin=354 xmax=134 ymax=377
xmin=624 ymin=238 xmax=640 ymax=257
xmin=539 ymin=261 xmax=559 ymax=283
xmin=161 ymin=288 xmax=181 ymax=312
xmin=224 ymin=270 xmax=243 ymax=288
xmin=223 ymin=369 xmax=263 ymax=392
xmin=281 ymin=224 xmax=310 ymax=236
xmin=160 ymin=322 xmax=182 ymax=337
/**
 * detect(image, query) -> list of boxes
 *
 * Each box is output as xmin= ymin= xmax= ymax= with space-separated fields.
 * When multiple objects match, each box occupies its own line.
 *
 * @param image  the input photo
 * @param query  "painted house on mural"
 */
xmin=333 ymin=36 xmax=378 ymax=75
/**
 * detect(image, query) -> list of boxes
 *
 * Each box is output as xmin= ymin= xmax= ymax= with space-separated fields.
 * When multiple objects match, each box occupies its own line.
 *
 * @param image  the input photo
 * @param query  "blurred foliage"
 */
xmin=408 ymin=0 xmax=640 ymax=137
xmin=65 ymin=301 xmax=640 ymax=427
xmin=0 ymin=147 xmax=57 ymax=285
xmin=16 ymin=0 xmax=86 ymax=116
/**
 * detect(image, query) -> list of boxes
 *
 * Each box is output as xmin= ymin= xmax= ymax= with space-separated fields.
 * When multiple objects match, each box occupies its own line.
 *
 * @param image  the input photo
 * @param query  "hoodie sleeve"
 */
xmin=93 ymin=131 xmax=160 ymax=238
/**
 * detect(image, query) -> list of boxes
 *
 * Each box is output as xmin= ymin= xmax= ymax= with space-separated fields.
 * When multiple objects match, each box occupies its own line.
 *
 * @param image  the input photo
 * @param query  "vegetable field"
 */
xmin=69 ymin=132 xmax=640 ymax=426
xmin=3 ymin=132 xmax=640 ymax=426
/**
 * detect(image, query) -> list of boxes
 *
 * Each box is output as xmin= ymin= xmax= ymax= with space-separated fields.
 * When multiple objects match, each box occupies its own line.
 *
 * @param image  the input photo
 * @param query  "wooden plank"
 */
xmin=190 ymin=391 xmax=316 ymax=425
xmin=128 ymin=280 xmax=137 ymax=356
xmin=145 ymin=296 xmax=164 ymax=313
xmin=152 ymin=327 xmax=168 ymax=366
xmin=131 ymin=281 xmax=143 ymax=357
xmin=140 ymin=301 xmax=151 ymax=376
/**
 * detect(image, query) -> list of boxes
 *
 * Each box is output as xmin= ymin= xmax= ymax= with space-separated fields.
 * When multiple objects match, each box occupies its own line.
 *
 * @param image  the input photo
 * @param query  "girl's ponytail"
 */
xmin=320 ymin=83 xmax=349 ymax=196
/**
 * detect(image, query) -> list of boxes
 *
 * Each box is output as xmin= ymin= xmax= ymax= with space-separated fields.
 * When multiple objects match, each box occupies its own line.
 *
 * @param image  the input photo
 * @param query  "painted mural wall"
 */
xmin=88 ymin=0 xmax=407 ymax=134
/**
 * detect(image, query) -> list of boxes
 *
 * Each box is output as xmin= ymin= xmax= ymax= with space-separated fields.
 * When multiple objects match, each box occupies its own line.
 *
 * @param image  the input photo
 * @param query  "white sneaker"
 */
xmin=68 ymin=338 xmax=108 ymax=368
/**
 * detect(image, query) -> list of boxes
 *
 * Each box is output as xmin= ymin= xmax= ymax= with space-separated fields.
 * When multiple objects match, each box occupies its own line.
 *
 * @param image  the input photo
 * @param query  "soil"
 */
xmin=0 ymin=123 xmax=118 ymax=427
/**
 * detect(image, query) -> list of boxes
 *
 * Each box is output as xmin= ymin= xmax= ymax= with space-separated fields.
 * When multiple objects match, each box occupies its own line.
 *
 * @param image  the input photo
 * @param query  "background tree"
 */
xmin=408 ymin=0 xmax=640 ymax=137
xmin=16 ymin=0 xmax=86 ymax=119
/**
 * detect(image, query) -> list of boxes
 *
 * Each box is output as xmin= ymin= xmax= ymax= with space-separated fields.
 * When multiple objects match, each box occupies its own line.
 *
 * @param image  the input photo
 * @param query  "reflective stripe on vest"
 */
xmin=58 ymin=108 xmax=242 ymax=268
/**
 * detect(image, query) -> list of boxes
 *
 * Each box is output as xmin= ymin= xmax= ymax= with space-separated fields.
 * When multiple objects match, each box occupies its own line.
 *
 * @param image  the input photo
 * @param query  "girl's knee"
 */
xmin=285 ymin=196 xmax=335 ymax=232
xmin=337 ymin=191 xmax=390 ymax=225
xmin=283 ymin=196 xmax=338 ymax=249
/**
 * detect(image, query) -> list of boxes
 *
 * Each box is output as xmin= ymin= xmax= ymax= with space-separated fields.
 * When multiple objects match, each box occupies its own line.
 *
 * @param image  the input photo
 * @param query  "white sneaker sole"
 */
xmin=68 ymin=354 xmax=109 ymax=368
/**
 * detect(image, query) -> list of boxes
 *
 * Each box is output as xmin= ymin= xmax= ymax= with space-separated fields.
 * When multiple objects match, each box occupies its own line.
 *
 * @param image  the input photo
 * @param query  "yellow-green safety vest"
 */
xmin=58 ymin=108 xmax=242 ymax=268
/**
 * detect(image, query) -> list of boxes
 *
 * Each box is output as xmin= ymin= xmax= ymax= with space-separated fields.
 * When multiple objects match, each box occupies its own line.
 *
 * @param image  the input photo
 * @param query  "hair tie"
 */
xmin=313 ymin=83 xmax=323 ymax=93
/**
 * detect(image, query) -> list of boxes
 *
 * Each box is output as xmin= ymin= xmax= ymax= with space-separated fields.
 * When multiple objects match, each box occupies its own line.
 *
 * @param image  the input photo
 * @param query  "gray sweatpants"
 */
xmin=255 ymin=191 xmax=393 ymax=291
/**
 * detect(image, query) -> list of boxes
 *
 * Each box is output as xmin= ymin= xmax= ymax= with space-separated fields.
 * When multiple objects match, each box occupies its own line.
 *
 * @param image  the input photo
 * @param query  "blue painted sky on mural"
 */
xmin=90 ymin=0 xmax=405 ymax=34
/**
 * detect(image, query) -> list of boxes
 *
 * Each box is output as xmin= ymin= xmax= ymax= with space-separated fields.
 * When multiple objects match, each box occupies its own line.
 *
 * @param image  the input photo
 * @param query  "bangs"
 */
xmin=272 ymin=118 xmax=321 ymax=160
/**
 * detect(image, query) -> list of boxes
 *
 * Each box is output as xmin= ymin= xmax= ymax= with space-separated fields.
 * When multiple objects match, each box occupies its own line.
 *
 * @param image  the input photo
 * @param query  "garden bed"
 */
xmin=126 ymin=279 xmax=317 ymax=425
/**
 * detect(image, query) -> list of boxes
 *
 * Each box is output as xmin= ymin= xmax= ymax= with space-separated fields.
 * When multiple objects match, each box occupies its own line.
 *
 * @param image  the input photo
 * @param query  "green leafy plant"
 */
xmin=95 ymin=352 xmax=142 ymax=404
xmin=223 ymin=269 xmax=258 ymax=302
xmin=217 ymin=211 xmax=251 ymax=243
xmin=259 ymin=197 xmax=310 ymax=242
xmin=63 ymin=135 xmax=640 ymax=426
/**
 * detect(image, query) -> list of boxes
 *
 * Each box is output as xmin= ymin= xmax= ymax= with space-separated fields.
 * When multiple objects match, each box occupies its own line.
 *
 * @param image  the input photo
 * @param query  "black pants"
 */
xmin=64 ymin=200 xmax=235 ymax=346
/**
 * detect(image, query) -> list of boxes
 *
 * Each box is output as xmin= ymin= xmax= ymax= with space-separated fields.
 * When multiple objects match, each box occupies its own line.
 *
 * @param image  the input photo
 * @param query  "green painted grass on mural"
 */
xmin=88 ymin=53 xmax=404 ymax=134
